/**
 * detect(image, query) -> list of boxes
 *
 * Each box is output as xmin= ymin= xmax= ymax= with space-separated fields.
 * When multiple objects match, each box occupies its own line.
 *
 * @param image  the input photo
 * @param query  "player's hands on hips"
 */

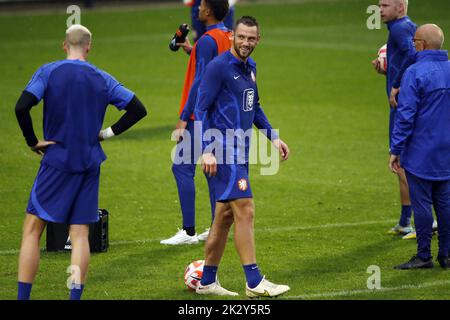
xmin=389 ymin=87 xmax=400 ymax=108
xmin=273 ymin=138 xmax=290 ymax=161
xmin=201 ymin=153 xmax=217 ymax=177
xmin=372 ymin=58 xmax=386 ymax=75
xmin=31 ymin=140 xmax=56 ymax=156
xmin=174 ymin=119 xmax=188 ymax=143
xmin=177 ymin=37 xmax=193 ymax=55
xmin=389 ymin=154 xmax=401 ymax=174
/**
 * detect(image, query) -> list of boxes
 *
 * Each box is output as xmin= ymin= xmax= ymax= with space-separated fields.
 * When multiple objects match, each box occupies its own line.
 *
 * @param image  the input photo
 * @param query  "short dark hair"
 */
xmin=234 ymin=16 xmax=259 ymax=32
xmin=204 ymin=0 xmax=229 ymax=22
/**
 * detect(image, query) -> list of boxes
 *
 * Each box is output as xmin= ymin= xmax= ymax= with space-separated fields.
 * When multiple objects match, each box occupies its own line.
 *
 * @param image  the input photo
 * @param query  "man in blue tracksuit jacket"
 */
xmin=389 ymin=24 xmax=450 ymax=269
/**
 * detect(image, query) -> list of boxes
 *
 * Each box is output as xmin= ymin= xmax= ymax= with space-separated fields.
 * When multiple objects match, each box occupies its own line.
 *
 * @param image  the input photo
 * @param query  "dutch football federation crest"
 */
xmin=238 ymin=178 xmax=248 ymax=191
xmin=243 ymin=88 xmax=255 ymax=112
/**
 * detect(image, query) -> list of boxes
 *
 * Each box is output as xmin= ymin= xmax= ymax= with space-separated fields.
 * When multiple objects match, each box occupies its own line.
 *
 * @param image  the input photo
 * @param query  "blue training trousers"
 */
xmin=405 ymin=170 xmax=450 ymax=260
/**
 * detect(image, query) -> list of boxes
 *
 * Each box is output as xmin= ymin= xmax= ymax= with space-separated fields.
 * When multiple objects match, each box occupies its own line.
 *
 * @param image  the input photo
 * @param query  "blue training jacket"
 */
xmin=386 ymin=16 xmax=417 ymax=95
xmin=391 ymin=50 xmax=450 ymax=180
xmin=194 ymin=51 xmax=277 ymax=165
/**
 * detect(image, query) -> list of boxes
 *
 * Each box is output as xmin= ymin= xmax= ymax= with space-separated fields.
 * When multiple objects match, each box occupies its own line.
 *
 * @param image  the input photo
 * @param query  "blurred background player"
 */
xmin=390 ymin=24 xmax=450 ymax=269
xmin=372 ymin=0 xmax=417 ymax=239
xmin=15 ymin=24 xmax=147 ymax=300
xmin=161 ymin=0 xmax=232 ymax=245
xmin=184 ymin=0 xmax=237 ymax=42
xmin=194 ymin=16 xmax=291 ymax=297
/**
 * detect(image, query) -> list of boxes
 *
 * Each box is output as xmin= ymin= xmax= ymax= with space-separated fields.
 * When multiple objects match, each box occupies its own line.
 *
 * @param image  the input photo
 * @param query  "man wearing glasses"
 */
xmin=389 ymin=24 xmax=449 ymax=269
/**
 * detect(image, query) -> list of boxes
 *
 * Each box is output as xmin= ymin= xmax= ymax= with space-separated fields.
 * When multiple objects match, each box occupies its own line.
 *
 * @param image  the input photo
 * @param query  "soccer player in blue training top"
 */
xmin=15 ymin=24 xmax=147 ymax=300
xmin=372 ymin=0 xmax=417 ymax=239
xmin=193 ymin=16 xmax=291 ymax=297
xmin=161 ymin=0 xmax=232 ymax=245
xmin=390 ymin=24 xmax=450 ymax=270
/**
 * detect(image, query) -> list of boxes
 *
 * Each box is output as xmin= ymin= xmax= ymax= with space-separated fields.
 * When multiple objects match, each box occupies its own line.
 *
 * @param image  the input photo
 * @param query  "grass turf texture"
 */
xmin=1 ymin=0 xmax=450 ymax=300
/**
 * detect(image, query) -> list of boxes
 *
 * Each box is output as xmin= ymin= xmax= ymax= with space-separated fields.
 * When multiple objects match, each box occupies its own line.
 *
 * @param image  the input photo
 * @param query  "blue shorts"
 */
xmin=212 ymin=164 xmax=253 ymax=202
xmin=26 ymin=163 xmax=100 ymax=224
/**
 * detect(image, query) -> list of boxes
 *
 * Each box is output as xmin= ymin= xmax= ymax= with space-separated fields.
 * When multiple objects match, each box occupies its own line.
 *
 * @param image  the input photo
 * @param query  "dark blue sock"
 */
xmin=200 ymin=265 xmax=218 ymax=286
xmin=243 ymin=264 xmax=263 ymax=289
xmin=183 ymin=226 xmax=196 ymax=236
xmin=399 ymin=205 xmax=412 ymax=227
xmin=17 ymin=281 xmax=32 ymax=300
xmin=69 ymin=284 xmax=84 ymax=300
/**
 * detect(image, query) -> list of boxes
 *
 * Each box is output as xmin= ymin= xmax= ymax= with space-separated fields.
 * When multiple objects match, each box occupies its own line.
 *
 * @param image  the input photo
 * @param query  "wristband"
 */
xmin=100 ymin=127 xmax=115 ymax=140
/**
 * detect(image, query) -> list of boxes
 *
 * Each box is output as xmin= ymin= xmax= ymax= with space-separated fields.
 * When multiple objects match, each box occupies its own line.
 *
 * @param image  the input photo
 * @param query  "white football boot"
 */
xmin=197 ymin=228 xmax=210 ymax=241
xmin=386 ymin=224 xmax=414 ymax=235
xmin=402 ymin=231 xmax=416 ymax=240
xmin=196 ymin=280 xmax=239 ymax=296
xmin=403 ymin=220 xmax=439 ymax=240
xmin=246 ymin=276 xmax=290 ymax=298
xmin=160 ymin=229 xmax=199 ymax=245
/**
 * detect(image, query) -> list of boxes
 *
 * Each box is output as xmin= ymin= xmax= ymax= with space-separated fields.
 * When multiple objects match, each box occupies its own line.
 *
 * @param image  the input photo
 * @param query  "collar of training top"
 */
xmin=227 ymin=50 xmax=256 ymax=70
xmin=416 ymin=50 xmax=449 ymax=62
xmin=387 ymin=16 xmax=409 ymax=30
xmin=206 ymin=22 xmax=226 ymax=31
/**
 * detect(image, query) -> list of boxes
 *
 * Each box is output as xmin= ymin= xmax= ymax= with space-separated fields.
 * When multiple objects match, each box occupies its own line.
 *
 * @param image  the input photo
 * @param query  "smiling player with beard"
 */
xmin=194 ymin=16 xmax=290 ymax=297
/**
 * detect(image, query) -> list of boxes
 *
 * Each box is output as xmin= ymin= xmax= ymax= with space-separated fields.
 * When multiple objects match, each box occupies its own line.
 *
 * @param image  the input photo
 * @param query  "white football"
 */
xmin=377 ymin=44 xmax=387 ymax=73
xmin=184 ymin=260 xmax=204 ymax=290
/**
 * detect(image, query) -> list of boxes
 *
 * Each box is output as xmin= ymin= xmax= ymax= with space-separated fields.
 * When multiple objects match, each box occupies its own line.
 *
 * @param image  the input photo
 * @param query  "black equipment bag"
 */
xmin=46 ymin=209 xmax=109 ymax=253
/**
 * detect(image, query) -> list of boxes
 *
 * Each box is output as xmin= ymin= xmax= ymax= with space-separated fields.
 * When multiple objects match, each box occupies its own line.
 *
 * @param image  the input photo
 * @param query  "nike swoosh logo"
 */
xmin=234 ymin=75 xmax=240 ymax=80
xmin=247 ymin=288 xmax=271 ymax=297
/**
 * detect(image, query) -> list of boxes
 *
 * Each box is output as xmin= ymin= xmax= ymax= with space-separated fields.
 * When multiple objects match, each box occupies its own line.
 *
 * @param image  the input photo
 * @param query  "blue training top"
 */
xmin=24 ymin=59 xmax=134 ymax=173
xmin=180 ymin=22 xmax=230 ymax=121
xmin=386 ymin=16 xmax=417 ymax=95
xmin=195 ymin=51 xmax=278 ymax=165
xmin=391 ymin=50 xmax=450 ymax=180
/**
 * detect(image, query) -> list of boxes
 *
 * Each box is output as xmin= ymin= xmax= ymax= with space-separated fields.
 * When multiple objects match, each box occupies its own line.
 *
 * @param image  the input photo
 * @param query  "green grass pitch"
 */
xmin=1 ymin=0 xmax=450 ymax=300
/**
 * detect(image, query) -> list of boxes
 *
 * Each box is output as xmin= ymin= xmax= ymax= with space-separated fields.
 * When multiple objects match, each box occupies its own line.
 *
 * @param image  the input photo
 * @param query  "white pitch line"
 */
xmin=0 ymin=219 xmax=397 ymax=256
xmin=285 ymin=280 xmax=450 ymax=299
xmin=108 ymin=238 xmax=159 ymax=246
xmin=0 ymin=238 xmax=161 ymax=256
xmin=261 ymin=219 xmax=397 ymax=232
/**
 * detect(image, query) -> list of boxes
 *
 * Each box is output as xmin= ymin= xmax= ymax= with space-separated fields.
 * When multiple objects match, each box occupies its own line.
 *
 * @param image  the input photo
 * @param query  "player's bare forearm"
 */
xmin=273 ymin=138 xmax=290 ymax=161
